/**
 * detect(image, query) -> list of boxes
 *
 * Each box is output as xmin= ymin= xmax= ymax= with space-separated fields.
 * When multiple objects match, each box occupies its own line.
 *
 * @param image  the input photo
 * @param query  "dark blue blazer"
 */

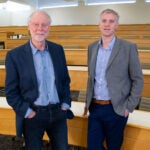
xmin=5 ymin=40 xmax=71 ymax=137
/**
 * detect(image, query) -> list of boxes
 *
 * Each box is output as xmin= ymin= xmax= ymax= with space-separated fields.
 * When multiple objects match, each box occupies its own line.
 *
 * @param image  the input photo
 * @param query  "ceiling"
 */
xmin=0 ymin=0 xmax=81 ymax=9
xmin=0 ymin=0 xmax=139 ymax=9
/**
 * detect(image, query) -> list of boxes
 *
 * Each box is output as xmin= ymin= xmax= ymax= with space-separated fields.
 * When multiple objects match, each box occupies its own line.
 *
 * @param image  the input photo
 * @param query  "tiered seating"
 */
xmin=0 ymin=48 xmax=149 ymax=67
xmin=0 ymin=24 xmax=150 ymax=149
xmin=0 ymin=49 xmax=150 ymax=98
xmin=0 ymin=24 xmax=150 ymax=49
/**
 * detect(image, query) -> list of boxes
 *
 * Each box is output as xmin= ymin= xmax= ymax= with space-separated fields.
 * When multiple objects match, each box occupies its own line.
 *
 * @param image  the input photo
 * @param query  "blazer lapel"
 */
xmin=24 ymin=42 xmax=38 ymax=87
xmin=106 ymin=38 xmax=120 ymax=71
xmin=46 ymin=42 xmax=59 ymax=82
xmin=90 ymin=41 xmax=99 ymax=77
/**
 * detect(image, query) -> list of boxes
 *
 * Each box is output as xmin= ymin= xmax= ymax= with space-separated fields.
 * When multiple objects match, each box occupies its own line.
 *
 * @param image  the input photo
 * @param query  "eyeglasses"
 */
xmin=30 ymin=22 xmax=49 ymax=28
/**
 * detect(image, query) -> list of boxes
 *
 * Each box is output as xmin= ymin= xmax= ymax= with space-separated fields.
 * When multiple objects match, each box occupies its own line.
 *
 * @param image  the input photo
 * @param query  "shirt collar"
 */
xmin=30 ymin=40 xmax=48 ymax=55
xmin=99 ymin=36 xmax=116 ymax=51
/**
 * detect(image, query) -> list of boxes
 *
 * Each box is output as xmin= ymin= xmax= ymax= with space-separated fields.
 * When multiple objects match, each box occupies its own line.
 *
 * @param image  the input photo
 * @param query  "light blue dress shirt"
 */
xmin=25 ymin=41 xmax=69 ymax=117
xmin=93 ymin=37 xmax=116 ymax=100
xmin=31 ymin=43 xmax=59 ymax=106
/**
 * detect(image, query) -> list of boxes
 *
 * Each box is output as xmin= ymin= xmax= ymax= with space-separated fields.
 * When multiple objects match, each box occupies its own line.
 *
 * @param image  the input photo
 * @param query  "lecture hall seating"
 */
xmin=0 ymin=24 xmax=150 ymax=49
xmin=0 ymin=24 xmax=150 ymax=150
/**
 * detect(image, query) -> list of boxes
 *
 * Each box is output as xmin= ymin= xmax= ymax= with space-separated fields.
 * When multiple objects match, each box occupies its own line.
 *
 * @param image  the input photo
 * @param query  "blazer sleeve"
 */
xmin=5 ymin=51 xmax=30 ymax=117
xmin=126 ymin=44 xmax=144 ymax=112
xmin=59 ymin=46 xmax=71 ymax=106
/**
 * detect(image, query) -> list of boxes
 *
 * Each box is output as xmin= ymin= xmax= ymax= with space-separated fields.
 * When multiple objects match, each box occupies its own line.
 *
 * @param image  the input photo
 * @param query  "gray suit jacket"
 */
xmin=85 ymin=37 xmax=144 ymax=116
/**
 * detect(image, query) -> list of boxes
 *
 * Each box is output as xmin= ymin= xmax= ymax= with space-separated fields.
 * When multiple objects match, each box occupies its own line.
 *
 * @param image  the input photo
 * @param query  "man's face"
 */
xmin=99 ymin=12 xmax=118 ymax=37
xmin=28 ymin=12 xmax=50 ymax=42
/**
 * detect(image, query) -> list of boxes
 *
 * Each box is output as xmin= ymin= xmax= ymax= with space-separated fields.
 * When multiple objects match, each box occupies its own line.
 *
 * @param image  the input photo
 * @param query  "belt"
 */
xmin=31 ymin=103 xmax=60 ymax=112
xmin=92 ymin=98 xmax=111 ymax=105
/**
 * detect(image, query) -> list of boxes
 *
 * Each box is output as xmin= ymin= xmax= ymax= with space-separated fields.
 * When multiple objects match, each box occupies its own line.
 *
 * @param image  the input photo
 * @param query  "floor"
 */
xmin=0 ymin=134 xmax=86 ymax=150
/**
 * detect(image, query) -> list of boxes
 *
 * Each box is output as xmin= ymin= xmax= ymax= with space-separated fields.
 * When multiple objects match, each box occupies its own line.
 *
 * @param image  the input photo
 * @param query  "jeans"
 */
xmin=23 ymin=104 xmax=68 ymax=150
xmin=87 ymin=103 xmax=128 ymax=150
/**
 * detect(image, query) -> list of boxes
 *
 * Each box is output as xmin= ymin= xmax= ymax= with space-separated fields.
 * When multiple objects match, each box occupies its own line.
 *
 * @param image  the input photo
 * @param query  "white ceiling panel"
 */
xmin=85 ymin=0 xmax=136 ymax=5
xmin=0 ymin=0 xmax=140 ymax=10
xmin=8 ymin=0 xmax=79 ymax=8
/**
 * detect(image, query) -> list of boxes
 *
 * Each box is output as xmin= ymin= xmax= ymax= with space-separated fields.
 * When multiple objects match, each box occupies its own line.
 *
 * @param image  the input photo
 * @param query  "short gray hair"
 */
xmin=28 ymin=10 xmax=52 ymax=25
xmin=100 ymin=9 xmax=119 ymax=22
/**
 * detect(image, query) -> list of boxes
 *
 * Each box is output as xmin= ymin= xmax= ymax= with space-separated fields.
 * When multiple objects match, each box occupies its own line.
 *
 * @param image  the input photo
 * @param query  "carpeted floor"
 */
xmin=0 ymin=134 xmax=50 ymax=150
xmin=0 ymin=134 xmax=86 ymax=150
xmin=0 ymin=134 xmax=23 ymax=150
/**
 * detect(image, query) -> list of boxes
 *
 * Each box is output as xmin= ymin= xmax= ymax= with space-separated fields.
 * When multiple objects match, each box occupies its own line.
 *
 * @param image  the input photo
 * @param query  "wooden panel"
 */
xmin=0 ymin=104 xmax=150 ymax=149
xmin=142 ymin=74 xmax=150 ymax=97
xmin=0 ymin=49 xmax=149 ymax=65
xmin=123 ymin=138 xmax=150 ymax=150
xmin=0 ymin=68 xmax=149 ymax=97
xmin=0 ymin=67 xmax=88 ymax=90
xmin=0 ymin=68 xmax=5 ymax=87
xmin=0 ymin=26 xmax=29 ymax=35
xmin=69 ymin=69 xmax=88 ymax=91
xmin=0 ymin=24 xmax=150 ymax=33
xmin=67 ymin=117 xmax=88 ymax=147
xmin=0 ymin=50 xmax=9 ymax=59
xmin=0 ymin=24 xmax=150 ymax=49
xmin=139 ymin=50 xmax=150 ymax=63
xmin=0 ymin=32 xmax=14 ymax=41
xmin=0 ymin=108 xmax=16 ymax=135
xmin=64 ymin=49 xmax=150 ymax=66
xmin=142 ymin=84 xmax=150 ymax=97
xmin=4 ymin=36 xmax=150 ymax=49
xmin=123 ymin=125 xmax=150 ymax=150
xmin=5 ymin=39 xmax=28 ymax=49
xmin=64 ymin=49 xmax=87 ymax=66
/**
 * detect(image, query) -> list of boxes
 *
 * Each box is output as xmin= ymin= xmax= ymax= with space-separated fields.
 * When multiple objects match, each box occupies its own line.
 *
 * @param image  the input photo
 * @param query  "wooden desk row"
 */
xmin=3 ymin=37 xmax=150 ymax=50
xmin=0 ymin=24 xmax=150 ymax=36
xmin=1 ymin=24 xmax=150 ymax=49
xmin=0 ymin=49 xmax=150 ymax=65
xmin=0 ymin=100 xmax=150 ymax=150
xmin=0 ymin=67 xmax=149 ymax=98
xmin=1 ymin=31 xmax=149 ymax=48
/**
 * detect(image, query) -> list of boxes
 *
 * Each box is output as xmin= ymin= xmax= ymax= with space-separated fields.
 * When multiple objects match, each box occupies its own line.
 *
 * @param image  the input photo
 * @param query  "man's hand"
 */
xmin=27 ymin=111 xmax=36 ymax=118
xmin=83 ymin=106 xmax=88 ymax=116
xmin=125 ymin=109 xmax=129 ymax=117
xmin=61 ymin=107 xmax=67 ymax=111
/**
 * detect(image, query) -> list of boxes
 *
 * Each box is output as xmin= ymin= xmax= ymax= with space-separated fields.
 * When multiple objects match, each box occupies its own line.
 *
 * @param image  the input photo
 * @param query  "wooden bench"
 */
xmin=0 ymin=24 xmax=150 ymax=149
xmin=0 ymin=24 xmax=150 ymax=49
xmin=139 ymin=97 xmax=150 ymax=111
xmin=1 ymin=24 xmax=150 ymax=37
xmin=65 ymin=49 xmax=87 ymax=66
xmin=142 ymin=70 xmax=150 ymax=98
xmin=0 ymin=48 xmax=150 ymax=106
xmin=0 ymin=67 xmax=149 ymax=98
xmin=0 ymin=68 xmax=5 ymax=88
xmin=0 ymin=26 xmax=29 ymax=35
xmin=138 ymin=50 xmax=150 ymax=63
xmin=5 ymin=39 xmax=29 ymax=49
xmin=65 ymin=49 xmax=150 ymax=67
xmin=0 ymin=99 xmax=150 ymax=150
xmin=3 ymin=36 xmax=150 ymax=50
xmin=0 ymin=49 xmax=150 ymax=66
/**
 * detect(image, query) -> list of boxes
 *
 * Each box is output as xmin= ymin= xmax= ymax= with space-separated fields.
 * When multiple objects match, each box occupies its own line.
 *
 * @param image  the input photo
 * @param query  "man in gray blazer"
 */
xmin=83 ymin=9 xmax=143 ymax=150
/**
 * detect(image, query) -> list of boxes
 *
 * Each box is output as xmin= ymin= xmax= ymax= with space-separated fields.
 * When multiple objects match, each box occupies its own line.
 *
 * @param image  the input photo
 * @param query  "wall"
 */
xmin=0 ymin=10 xmax=12 ymax=26
xmin=0 ymin=0 xmax=150 ymax=26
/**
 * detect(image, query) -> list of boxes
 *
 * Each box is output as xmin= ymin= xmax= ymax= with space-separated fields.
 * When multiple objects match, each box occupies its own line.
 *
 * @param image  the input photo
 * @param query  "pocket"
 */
xmin=61 ymin=109 xmax=67 ymax=118
xmin=25 ymin=112 xmax=37 ymax=120
xmin=66 ymin=109 xmax=74 ymax=119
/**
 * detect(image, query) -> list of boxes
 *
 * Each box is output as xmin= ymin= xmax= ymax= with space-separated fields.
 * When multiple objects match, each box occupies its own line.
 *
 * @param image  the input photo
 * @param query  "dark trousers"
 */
xmin=87 ymin=103 xmax=128 ymax=150
xmin=23 ymin=104 xmax=68 ymax=150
